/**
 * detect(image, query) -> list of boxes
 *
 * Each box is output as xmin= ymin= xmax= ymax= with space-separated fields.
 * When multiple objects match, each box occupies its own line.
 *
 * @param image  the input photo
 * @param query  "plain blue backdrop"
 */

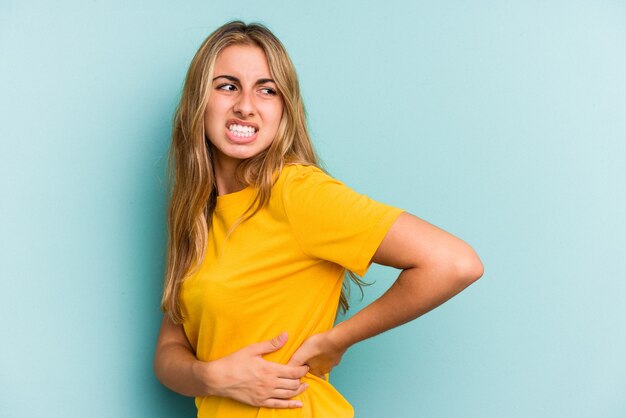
xmin=1 ymin=1 xmax=625 ymax=417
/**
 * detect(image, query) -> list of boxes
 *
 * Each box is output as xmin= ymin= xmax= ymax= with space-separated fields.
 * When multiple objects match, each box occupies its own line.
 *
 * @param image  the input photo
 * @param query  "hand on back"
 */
xmin=287 ymin=330 xmax=347 ymax=379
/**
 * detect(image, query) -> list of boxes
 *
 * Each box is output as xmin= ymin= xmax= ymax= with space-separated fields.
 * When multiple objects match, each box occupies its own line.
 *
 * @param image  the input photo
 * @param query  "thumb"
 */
xmin=253 ymin=332 xmax=288 ymax=355
xmin=287 ymin=347 xmax=306 ymax=367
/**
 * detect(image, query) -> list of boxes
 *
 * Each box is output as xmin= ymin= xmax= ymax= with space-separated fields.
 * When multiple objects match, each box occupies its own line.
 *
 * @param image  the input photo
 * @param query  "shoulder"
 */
xmin=276 ymin=164 xmax=340 ymax=192
xmin=280 ymin=163 xmax=328 ymax=180
xmin=271 ymin=163 xmax=343 ymax=216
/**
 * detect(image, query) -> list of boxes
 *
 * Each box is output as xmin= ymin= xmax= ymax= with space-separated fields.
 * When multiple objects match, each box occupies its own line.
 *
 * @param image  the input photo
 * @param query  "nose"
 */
xmin=233 ymin=90 xmax=255 ymax=117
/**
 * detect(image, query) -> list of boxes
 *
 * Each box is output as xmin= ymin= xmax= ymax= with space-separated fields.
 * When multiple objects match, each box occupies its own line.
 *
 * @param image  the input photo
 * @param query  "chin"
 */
xmin=224 ymin=148 xmax=262 ymax=161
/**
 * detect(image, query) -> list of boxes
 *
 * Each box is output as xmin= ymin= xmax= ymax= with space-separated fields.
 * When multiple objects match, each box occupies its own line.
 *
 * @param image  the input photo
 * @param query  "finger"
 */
xmin=272 ymin=383 xmax=308 ymax=399
xmin=261 ymin=398 xmax=304 ymax=409
xmin=287 ymin=350 xmax=309 ymax=367
xmin=250 ymin=332 xmax=288 ymax=355
xmin=273 ymin=363 xmax=309 ymax=379
xmin=307 ymin=367 xmax=329 ymax=380
xmin=312 ymin=371 xmax=327 ymax=380
xmin=276 ymin=377 xmax=304 ymax=390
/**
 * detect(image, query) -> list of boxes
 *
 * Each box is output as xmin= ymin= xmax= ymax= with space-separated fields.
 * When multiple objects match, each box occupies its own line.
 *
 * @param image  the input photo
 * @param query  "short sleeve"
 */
xmin=281 ymin=165 xmax=404 ymax=276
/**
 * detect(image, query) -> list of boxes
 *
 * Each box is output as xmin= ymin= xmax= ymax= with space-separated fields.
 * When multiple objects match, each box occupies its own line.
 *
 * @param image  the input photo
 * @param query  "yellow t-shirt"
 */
xmin=181 ymin=164 xmax=403 ymax=418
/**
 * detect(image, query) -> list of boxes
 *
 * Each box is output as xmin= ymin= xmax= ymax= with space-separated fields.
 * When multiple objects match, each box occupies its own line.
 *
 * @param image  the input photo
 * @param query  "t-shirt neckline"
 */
xmin=215 ymin=186 xmax=255 ymax=211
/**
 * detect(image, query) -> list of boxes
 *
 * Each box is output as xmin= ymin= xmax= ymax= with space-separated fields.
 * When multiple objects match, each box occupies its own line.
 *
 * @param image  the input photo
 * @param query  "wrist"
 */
xmin=192 ymin=359 xmax=220 ymax=397
xmin=328 ymin=323 xmax=353 ymax=353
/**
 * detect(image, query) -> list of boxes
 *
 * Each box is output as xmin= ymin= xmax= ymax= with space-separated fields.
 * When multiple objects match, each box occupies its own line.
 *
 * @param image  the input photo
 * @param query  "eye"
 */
xmin=217 ymin=83 xmax=237 ymax=92
xmin=259 ymin=87 xmax=277 ymax=96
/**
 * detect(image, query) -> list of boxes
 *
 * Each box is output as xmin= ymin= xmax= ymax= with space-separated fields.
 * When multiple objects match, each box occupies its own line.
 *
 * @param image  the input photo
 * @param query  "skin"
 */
xmin=154 ymin=43 xmax=484 ymax=409
xmin=202 ymin=44 xmax=283 ymax=194
xmin=287 ymin=212 xmax=483 ymax=377
xmin=155 ymin=44 xmax=307 ymax=409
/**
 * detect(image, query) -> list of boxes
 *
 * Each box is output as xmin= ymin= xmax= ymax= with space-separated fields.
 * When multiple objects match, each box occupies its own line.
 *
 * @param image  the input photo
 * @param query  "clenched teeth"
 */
xmin=228 ymin=124 xmax=257 ymax=138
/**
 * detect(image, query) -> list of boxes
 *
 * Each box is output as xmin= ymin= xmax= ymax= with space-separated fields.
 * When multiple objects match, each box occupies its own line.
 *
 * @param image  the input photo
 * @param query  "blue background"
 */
xmin=1 ymin=1 xmax=625 ymax=417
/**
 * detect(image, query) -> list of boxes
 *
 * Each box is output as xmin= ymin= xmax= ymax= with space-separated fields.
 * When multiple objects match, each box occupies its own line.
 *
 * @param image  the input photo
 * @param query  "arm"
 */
xmin=288 ymin=212 xmax=484 ymax=376
xmin=153 ymin=315 xmax=211 ymax=397
xmin=154 ymin=316 xmax=309 ymax=408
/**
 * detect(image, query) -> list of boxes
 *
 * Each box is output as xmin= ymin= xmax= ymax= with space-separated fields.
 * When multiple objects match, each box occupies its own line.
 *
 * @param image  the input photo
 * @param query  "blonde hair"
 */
xmin=161 ymin=21 xmax=365 ymax=323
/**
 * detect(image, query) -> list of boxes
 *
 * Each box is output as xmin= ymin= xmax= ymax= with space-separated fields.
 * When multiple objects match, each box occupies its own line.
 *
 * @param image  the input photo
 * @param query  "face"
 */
xmin=204 ymin=44 xmax=283 ymax=170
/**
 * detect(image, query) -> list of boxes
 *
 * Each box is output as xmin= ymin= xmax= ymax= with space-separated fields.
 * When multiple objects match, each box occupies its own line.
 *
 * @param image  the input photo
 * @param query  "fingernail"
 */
xmin=294 ymin=401 xmax=303 ymax=407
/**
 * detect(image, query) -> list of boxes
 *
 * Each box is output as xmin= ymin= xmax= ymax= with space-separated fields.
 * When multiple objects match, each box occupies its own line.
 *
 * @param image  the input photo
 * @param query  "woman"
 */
xmin=154 ymin=21 xmax=483 ymax=418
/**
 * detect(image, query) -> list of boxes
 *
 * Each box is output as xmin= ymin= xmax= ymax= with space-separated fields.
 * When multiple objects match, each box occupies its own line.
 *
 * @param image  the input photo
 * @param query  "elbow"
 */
xmin=453 ymin=246 xmax=484 ymax=286
xmin=153 ymin=351 xmax=164 ymax=384
xmin=153 ymin=345 xmax=170 ymax=386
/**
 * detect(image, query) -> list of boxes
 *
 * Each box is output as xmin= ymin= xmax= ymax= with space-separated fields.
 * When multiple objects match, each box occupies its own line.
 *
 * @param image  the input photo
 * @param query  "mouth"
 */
xmin=226 ymin=120 xmax=258 ymax=139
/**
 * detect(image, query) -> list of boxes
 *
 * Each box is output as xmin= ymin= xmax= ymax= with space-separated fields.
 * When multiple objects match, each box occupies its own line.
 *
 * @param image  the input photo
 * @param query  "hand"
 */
xmin=205 ymin=332 xmax=309 ymax=408
xmin=287 ymin=330 xmax=347 ymax=379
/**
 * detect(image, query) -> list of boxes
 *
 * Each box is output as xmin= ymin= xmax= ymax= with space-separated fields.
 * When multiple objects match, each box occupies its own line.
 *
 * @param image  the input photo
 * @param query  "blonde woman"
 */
xmin=154 ymin=21 xmax=483 ymax=418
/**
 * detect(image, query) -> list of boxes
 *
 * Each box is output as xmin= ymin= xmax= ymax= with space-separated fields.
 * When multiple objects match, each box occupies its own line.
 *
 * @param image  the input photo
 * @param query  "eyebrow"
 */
xmin=212 ymin=75 xmax=276 ymax=85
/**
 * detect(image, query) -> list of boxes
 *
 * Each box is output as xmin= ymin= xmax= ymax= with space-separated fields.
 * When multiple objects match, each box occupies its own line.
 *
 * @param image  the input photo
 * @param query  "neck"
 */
xmin=213 ymin=156 xmax=246 ymax=196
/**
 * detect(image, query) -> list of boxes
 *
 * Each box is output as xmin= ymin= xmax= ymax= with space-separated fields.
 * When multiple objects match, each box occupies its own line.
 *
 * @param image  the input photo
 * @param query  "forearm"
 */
xmin=331 ymin=265 xmax=476 ymax=350
xmin=154 ymin=342 xmax=213 ymax=397
xmin=287 ymin=213 xmax=483 ymax=375
xmin=155 ymin=332 xmax=310 ymax=408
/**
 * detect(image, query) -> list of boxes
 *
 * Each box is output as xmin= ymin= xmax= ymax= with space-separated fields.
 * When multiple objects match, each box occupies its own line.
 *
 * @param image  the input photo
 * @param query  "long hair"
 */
xmin=161 ymin=21 xmax=364 ymax=323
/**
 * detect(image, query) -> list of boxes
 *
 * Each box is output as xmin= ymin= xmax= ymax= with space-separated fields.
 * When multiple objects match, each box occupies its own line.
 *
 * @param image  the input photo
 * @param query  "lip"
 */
xmin=225 ymin=118 xmax=259 ymax=145
xmin=225 ymin=118 xmax=259 ymax=130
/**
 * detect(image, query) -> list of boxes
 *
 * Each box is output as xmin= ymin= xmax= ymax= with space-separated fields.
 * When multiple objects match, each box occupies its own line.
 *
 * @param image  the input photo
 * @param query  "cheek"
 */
xmin=204 ymin=121 xmax=221 ymax=145
xmin=267 ymin=103 xmax=284 ymax=128
xmin=203 ymin=112 xmax=213 ymax=137
xmin=205 ymin=101 xmax=219 ymax=121
xmin=204 ymin=102 xmax=225 ymax=131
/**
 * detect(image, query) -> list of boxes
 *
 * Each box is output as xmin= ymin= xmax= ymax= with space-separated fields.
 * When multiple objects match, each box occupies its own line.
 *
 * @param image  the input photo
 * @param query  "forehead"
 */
xmin=213 ymin=44 xmax=272 ymax=79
